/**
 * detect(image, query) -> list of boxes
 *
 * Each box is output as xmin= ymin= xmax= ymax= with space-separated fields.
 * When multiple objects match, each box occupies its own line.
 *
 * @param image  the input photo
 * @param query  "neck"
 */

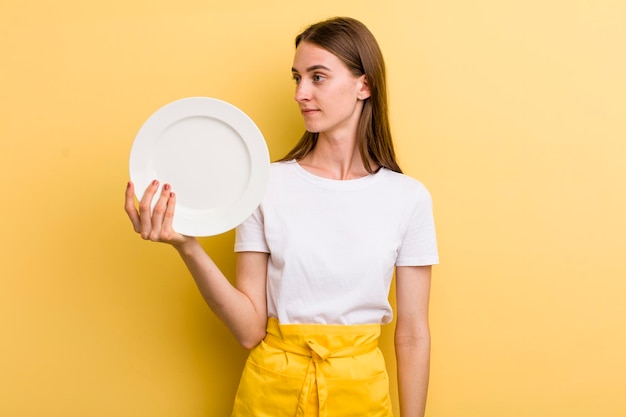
xmin=299 ymin=132 xmax=375 ymax=180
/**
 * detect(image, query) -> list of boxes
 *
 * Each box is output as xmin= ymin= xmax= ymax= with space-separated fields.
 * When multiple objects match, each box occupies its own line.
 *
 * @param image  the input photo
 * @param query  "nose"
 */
xmin=294 ymin=80 xmax=311 ymax=103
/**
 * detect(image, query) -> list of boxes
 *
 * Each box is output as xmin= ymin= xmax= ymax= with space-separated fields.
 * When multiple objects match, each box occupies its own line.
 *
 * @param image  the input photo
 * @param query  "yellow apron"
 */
xmin=231 ymin=318 xmax=393 ymax=417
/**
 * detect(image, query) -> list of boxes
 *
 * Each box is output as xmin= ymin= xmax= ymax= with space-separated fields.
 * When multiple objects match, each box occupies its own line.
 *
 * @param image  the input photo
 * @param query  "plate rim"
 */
xmin=129 ymin=96 xmax=270 ymax=237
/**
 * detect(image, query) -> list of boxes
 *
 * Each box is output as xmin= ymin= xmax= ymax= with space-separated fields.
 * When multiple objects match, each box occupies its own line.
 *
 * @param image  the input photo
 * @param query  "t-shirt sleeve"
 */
xmin=234 ymin=205 xmax=270 ymax=253
xmin=395 ymin=187 xmax=439 ymax=266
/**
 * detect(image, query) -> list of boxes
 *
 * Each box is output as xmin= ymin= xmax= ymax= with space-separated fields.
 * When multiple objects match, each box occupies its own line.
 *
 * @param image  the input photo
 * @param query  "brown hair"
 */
xmin=279 ymin=17 xmax=402 ymax=174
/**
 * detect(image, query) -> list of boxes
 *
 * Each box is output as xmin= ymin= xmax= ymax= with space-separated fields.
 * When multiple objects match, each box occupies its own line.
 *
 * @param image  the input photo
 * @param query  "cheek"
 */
xmin=330 ymin=85 xmax=359 ymax=105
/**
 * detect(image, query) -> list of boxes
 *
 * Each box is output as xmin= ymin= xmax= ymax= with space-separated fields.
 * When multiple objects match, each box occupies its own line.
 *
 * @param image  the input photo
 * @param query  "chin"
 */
xmin=304 ymin=124 xmax=321 ymax=133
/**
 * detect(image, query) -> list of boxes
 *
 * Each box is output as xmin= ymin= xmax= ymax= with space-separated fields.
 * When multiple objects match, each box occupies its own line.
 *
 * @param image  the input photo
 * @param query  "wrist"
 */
xmin=172 ymin=236 xmax=199 ymax=255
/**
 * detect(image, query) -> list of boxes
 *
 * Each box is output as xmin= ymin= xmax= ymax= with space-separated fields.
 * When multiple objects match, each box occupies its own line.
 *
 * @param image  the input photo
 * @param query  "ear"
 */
xmin=357 ymin=75 xmax=371 ymax=100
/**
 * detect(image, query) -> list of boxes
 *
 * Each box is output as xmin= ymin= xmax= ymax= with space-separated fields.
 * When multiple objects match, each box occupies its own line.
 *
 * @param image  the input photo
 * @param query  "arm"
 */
xmin=395 ymin=265 xmax=432 ymax=417
xmin=176 ymin=242 xmax=268 ymax=349
xmin=125 ymin=180 xmax=268 ymax=349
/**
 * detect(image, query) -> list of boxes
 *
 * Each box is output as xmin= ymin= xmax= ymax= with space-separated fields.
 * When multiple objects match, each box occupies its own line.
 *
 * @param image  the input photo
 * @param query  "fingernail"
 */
xmin=152 ymin=179 xmax=158 ymax=186
xmin=164 ymin=183 xmax=170 ymax=191
xmin=126 ymin=181 xmax=131 ymax=189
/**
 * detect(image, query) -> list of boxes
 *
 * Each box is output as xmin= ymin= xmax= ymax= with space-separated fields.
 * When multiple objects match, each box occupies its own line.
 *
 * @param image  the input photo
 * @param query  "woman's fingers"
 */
xmin=149 ymin=183 xmax=172 ymax=241
xmin=161 ymin=191 xmax=180 ymax=242
xmin=138 ymin=180 xmax=160 ymax=240
xmin=124 ymin=181 xmax=142 ymax=233
xmin=126 ymin=180 xmax=185 ymax=244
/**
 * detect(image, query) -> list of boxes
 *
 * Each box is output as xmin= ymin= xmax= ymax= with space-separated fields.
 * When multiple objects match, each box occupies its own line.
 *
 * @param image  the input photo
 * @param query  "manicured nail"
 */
xmin=152 ymin=179 xmax=158 ymax=186
xmin=163 ymin=183 xmax=170 ymax=191
xmin=126 ymin=181 xmax=131 ymax=189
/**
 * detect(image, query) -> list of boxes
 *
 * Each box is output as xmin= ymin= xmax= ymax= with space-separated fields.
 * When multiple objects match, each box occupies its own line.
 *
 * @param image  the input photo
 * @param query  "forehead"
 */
xmin=292 ymin=41 xmax=345 ymax=71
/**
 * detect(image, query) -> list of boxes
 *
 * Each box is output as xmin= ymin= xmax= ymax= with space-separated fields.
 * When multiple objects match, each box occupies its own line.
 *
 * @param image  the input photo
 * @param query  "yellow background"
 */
xmin=1 ymin=0 xmax=625 ymax=416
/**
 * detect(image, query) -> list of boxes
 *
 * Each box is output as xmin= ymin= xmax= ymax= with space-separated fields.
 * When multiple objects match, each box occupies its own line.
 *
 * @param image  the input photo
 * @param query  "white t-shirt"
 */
xmin=235 ymin=160 xmax=438 ymax=325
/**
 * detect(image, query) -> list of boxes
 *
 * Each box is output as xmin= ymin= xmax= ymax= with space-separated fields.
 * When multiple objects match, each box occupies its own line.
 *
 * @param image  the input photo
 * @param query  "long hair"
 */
xmin=279 ymin=17 xmax=402 ymax=174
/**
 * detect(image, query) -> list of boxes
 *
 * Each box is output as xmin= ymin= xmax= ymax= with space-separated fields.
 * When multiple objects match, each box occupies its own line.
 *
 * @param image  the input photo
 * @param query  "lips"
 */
xmin=300 ymin=108 xmax=319 ymax=116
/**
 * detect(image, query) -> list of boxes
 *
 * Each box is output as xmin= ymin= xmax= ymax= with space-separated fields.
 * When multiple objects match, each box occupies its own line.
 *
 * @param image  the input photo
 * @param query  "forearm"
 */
xmin=175 ymin=239 xmax=266 ymax=348
xmin=395 ymin=331 xmax=431 ymax=417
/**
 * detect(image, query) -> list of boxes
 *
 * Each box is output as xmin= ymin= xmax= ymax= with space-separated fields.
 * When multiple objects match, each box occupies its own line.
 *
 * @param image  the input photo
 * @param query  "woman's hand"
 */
xmin=124 ymin=180 xmax=190 ymax=247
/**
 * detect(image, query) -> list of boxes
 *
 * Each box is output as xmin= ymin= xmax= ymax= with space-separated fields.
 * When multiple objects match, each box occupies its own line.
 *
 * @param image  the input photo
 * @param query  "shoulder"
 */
xmin=261 ymin=161 xmax=301 ymax=199
xmin=267 ymin=160 xmax=298 ymax=182
xmin=269 ymin=160 xmax=298 ymax=173
xmin=376 ymin=168 xmax=432 ymax=201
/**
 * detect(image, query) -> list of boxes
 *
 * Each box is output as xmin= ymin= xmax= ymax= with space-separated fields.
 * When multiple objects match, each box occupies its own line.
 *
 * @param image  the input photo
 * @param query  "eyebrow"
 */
xmin=291 ymin=64 xmax=332 ymax=73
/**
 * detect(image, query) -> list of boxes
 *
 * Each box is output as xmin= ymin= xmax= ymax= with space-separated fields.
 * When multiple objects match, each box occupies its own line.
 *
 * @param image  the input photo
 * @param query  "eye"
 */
xmin=312 ymin=73 xmax=325 ymax=83
xmin=292 ymin=74 xmax=301 ymax=84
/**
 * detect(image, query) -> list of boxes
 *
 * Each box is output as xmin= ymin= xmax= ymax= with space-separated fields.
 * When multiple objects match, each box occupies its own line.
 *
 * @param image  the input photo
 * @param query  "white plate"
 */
xmin=129 ymin=97 xmax=270 ymax=236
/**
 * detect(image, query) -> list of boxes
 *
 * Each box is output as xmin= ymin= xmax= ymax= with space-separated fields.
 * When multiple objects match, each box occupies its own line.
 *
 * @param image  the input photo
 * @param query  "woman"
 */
xmin=125 ymin=17 xmax=438 ymax=417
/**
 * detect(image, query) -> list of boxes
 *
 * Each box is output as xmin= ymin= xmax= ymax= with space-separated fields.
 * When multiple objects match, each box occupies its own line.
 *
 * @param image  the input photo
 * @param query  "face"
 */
xmin=291 ymin=41 xmax=370 ymax=137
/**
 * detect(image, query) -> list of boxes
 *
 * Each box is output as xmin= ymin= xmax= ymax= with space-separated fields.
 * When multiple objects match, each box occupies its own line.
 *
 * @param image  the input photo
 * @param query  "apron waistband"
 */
xmin=263 ymin=319 xmax=380 ymax=417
